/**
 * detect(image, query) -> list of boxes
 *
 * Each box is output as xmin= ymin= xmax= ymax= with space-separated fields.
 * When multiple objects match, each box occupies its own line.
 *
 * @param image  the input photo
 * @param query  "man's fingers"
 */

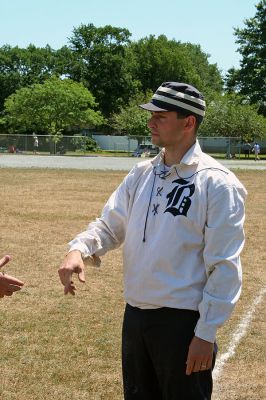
xmin=186 ymin=358 xmax=209 ymax=375
xmin=78 ymin=269 xmax=85 ymax=283
xmin=1 ymin=274 xmax=24 ymax=286
xmin=193 ymin=359 xmax=203 ymax=373
xmin=0 ymin=285 xmax=22 ymax=297
xmin=64 ymin=282 xmax=77 ymax=296
xmin=58 ymin=268 xmax=72 ymax=287
xmin=8 ymin=284 xmax=23 ymax=292
xmin=186 ymin=353 xmax=197 ymax=375
xmin=5 ymin=290 xmax=14 ymax=296
xmin=58 ymin=251 xmax=86 ymax=295
xmin=0 ymin=255 xmax=11 ymax=269
xmin=59 ymin=269 xmax=84 ymax=295
xmin=185 ymin=362 xmax=193 ymax=375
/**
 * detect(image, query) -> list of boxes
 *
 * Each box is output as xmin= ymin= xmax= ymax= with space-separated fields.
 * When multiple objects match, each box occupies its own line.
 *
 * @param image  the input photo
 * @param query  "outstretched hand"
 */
xmin=0 ymin=255 xmax=24 ymax=298
xmin=58 ymin=250 xmax=86 ymax=295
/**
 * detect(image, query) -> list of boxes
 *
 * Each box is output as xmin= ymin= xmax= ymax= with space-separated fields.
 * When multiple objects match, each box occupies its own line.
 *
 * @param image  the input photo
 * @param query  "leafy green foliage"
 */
xmin=0 ymin=44 xmax=63 ymax=111
xmin=225 ymin=1 xmax=266 ymax=113
xmin=111 ymin=91 xmax=152 ymax=137
xmin=0 ymin=21 xmax=263 ymax=139
xmin=3 ymin=76 xmax=105 ymax=138
xmin=71 ymin=134 xmax=98 ymax=152
xmin=67 ymin=23 xmax=139 ymax=117
xmin=200 ymin=94 xmax=266 ymax=140
xmin=128 ymin=35 xmax=223 ymax=95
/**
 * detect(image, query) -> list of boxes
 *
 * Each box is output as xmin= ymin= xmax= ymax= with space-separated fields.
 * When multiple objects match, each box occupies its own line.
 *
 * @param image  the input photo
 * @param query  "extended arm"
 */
xmin=58 ymin=172 xmax=132 ymax=294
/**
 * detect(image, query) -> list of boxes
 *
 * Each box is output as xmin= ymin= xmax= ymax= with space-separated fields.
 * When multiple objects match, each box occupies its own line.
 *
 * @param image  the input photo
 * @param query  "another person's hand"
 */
xmin=58 ymin=250 xmax=86 ymax=295
xmin=0 ymin=255 xmax=24 ymax=298
xmin=186 ymin=336 xmax=214 ymax=375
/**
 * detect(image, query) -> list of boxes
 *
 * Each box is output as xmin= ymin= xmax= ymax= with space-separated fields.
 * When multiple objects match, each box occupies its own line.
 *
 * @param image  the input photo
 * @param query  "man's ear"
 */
xmin=185 ymin=115 xmax=197 ymax=132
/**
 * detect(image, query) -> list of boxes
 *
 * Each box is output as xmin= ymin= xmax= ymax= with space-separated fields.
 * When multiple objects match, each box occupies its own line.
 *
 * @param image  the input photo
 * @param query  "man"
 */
xmin=33 ymin=133 xmax=38 ymax=154
xmin=242 ymin=142 xmax=251 ymax=159
xmin=252 ymin=142 xmax=260 ymax=161
xmin=58 ymin=82 xmax=247 ymax=399
xmin=0 ymin=255 xmax=24 ymax=298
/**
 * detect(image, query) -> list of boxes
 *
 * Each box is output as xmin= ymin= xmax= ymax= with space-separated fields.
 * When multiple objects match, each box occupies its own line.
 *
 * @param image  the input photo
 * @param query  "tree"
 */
xmin=128 ymin=35 xmax=223 ymax=95
xmin=111 ymin=91 xmax=152 ymax=140
xmin=183 ymin=43 xmax=223 ymax=95
xmin=199 ymin=93 xmax=266 ymax=140
xmin=2 ymin=76 xmax=104 ymax=151
xmin=67 ymin=23 xmax=139 ymax=117
xmin=225 ymin=1 xmax=266 ymax=114
xmin=0 ymin=44 xmax=61 ymax=111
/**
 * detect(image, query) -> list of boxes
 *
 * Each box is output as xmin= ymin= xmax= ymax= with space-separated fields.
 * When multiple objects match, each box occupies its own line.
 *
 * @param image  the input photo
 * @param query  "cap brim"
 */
xmin=139 ymin=102 xmax=168 ymax=112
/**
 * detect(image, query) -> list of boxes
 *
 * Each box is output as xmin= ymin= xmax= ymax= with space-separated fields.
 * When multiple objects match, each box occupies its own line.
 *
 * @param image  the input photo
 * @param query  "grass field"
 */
xmin=0 ymin=168 xmax=265 ymax=400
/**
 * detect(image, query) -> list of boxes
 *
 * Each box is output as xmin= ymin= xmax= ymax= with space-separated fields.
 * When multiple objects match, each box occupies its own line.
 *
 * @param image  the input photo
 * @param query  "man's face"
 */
xmin=147 ymin=111 xmax=188 ymax=149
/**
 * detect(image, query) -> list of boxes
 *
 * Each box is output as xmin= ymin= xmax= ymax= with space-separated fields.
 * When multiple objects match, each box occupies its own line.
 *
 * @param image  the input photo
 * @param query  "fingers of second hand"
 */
xmin=64 ymin=282 xmax=76 ymax=296
xmin=185 ymin=359 xmax=194 ymax=376
xmin=204 ymin=359 xmax=212 ymax=371
xmin=1 ymin=275 xmax=24 ymax=286
xmin=58 ymin=267 xmax=72 ymax=295
xmin=186 ymin=361 xmax=206 ymax=375
xmin=186 ymin=354 xmax=206 ymax=374
xmin=195 ymin=359 xmax=205 ymax=372
xmin=186 ymin=366 xmax=193 ymax=376
xmin=58 ymin=265 xmax=73 ymax=286
xmin=8 ymin=284 xmax=22 ymax=292
xmin=0 ymin=255 xmax=11 ymax=269
xmin=59 ymin=261 xmax=85 ymax=295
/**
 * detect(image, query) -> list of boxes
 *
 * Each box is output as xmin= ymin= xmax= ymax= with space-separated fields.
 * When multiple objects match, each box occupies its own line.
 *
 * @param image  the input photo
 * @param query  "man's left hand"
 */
xmin=186 ymin=336 xmax=214 ymax=375
xmin=0 ymin=255 xmax=24 ymax=298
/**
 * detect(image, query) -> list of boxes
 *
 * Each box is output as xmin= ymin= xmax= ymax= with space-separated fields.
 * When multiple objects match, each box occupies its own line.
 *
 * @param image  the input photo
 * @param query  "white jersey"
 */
xmin=69 ymin=141 xmax=247 ymax=343
xmin=253 ymin=144 xmax=260 ymax=155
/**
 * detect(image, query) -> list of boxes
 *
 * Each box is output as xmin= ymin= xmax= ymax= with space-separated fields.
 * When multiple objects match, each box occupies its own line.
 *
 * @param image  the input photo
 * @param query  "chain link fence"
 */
xmin=0 ymin=134 xmax=154 ymax=156
xmin=0 ymin=134 xmax=96 ymax=155
xmin=0 ymin=134 xmax=264 ymax=158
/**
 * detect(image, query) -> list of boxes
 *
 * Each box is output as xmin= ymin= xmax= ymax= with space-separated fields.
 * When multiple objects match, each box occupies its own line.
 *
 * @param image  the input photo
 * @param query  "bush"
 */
xmin=71 ymin=135 xmax=98 ymax=152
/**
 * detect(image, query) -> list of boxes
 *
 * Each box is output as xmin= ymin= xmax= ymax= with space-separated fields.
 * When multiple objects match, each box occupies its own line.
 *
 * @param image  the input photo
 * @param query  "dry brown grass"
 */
xmin=0 ymin=168 xmax=265 ymax=400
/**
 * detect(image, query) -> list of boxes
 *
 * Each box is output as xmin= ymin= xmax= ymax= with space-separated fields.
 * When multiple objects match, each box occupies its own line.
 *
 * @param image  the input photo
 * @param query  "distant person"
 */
xmin=33 ymin=134 xmax=39 ymax=154
xmin=242 ymin=142 xmax=251 ymax=159
xmin=252 ymin=142 xmax=260 ymax=161
xmin=58 ymin=81 xmax=247 ymax=400
xmin=0 ymin=255 xmax=24 ymax=298
xmin=8 ymin=145 xmax=16 ymax=153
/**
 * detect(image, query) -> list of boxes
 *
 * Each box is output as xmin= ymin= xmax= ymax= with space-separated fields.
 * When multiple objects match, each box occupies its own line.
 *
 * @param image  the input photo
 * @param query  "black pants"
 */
xmin=122 ymin=304 xmax=216 ymax=400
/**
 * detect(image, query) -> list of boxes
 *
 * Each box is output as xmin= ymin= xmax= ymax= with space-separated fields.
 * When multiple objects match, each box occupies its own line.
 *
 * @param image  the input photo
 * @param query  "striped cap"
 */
xmin=139 ymin=82 xmax=206 ymax=122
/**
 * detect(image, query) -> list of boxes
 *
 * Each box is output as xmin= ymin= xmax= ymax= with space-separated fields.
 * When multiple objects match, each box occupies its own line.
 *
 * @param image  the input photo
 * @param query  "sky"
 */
xmin=1 ymin=0 xmax=258 ymax=75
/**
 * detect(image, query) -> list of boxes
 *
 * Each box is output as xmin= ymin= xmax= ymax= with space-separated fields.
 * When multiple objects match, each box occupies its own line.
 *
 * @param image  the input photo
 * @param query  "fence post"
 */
xmin=226 ymin=138 xmax=231 ymax=159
